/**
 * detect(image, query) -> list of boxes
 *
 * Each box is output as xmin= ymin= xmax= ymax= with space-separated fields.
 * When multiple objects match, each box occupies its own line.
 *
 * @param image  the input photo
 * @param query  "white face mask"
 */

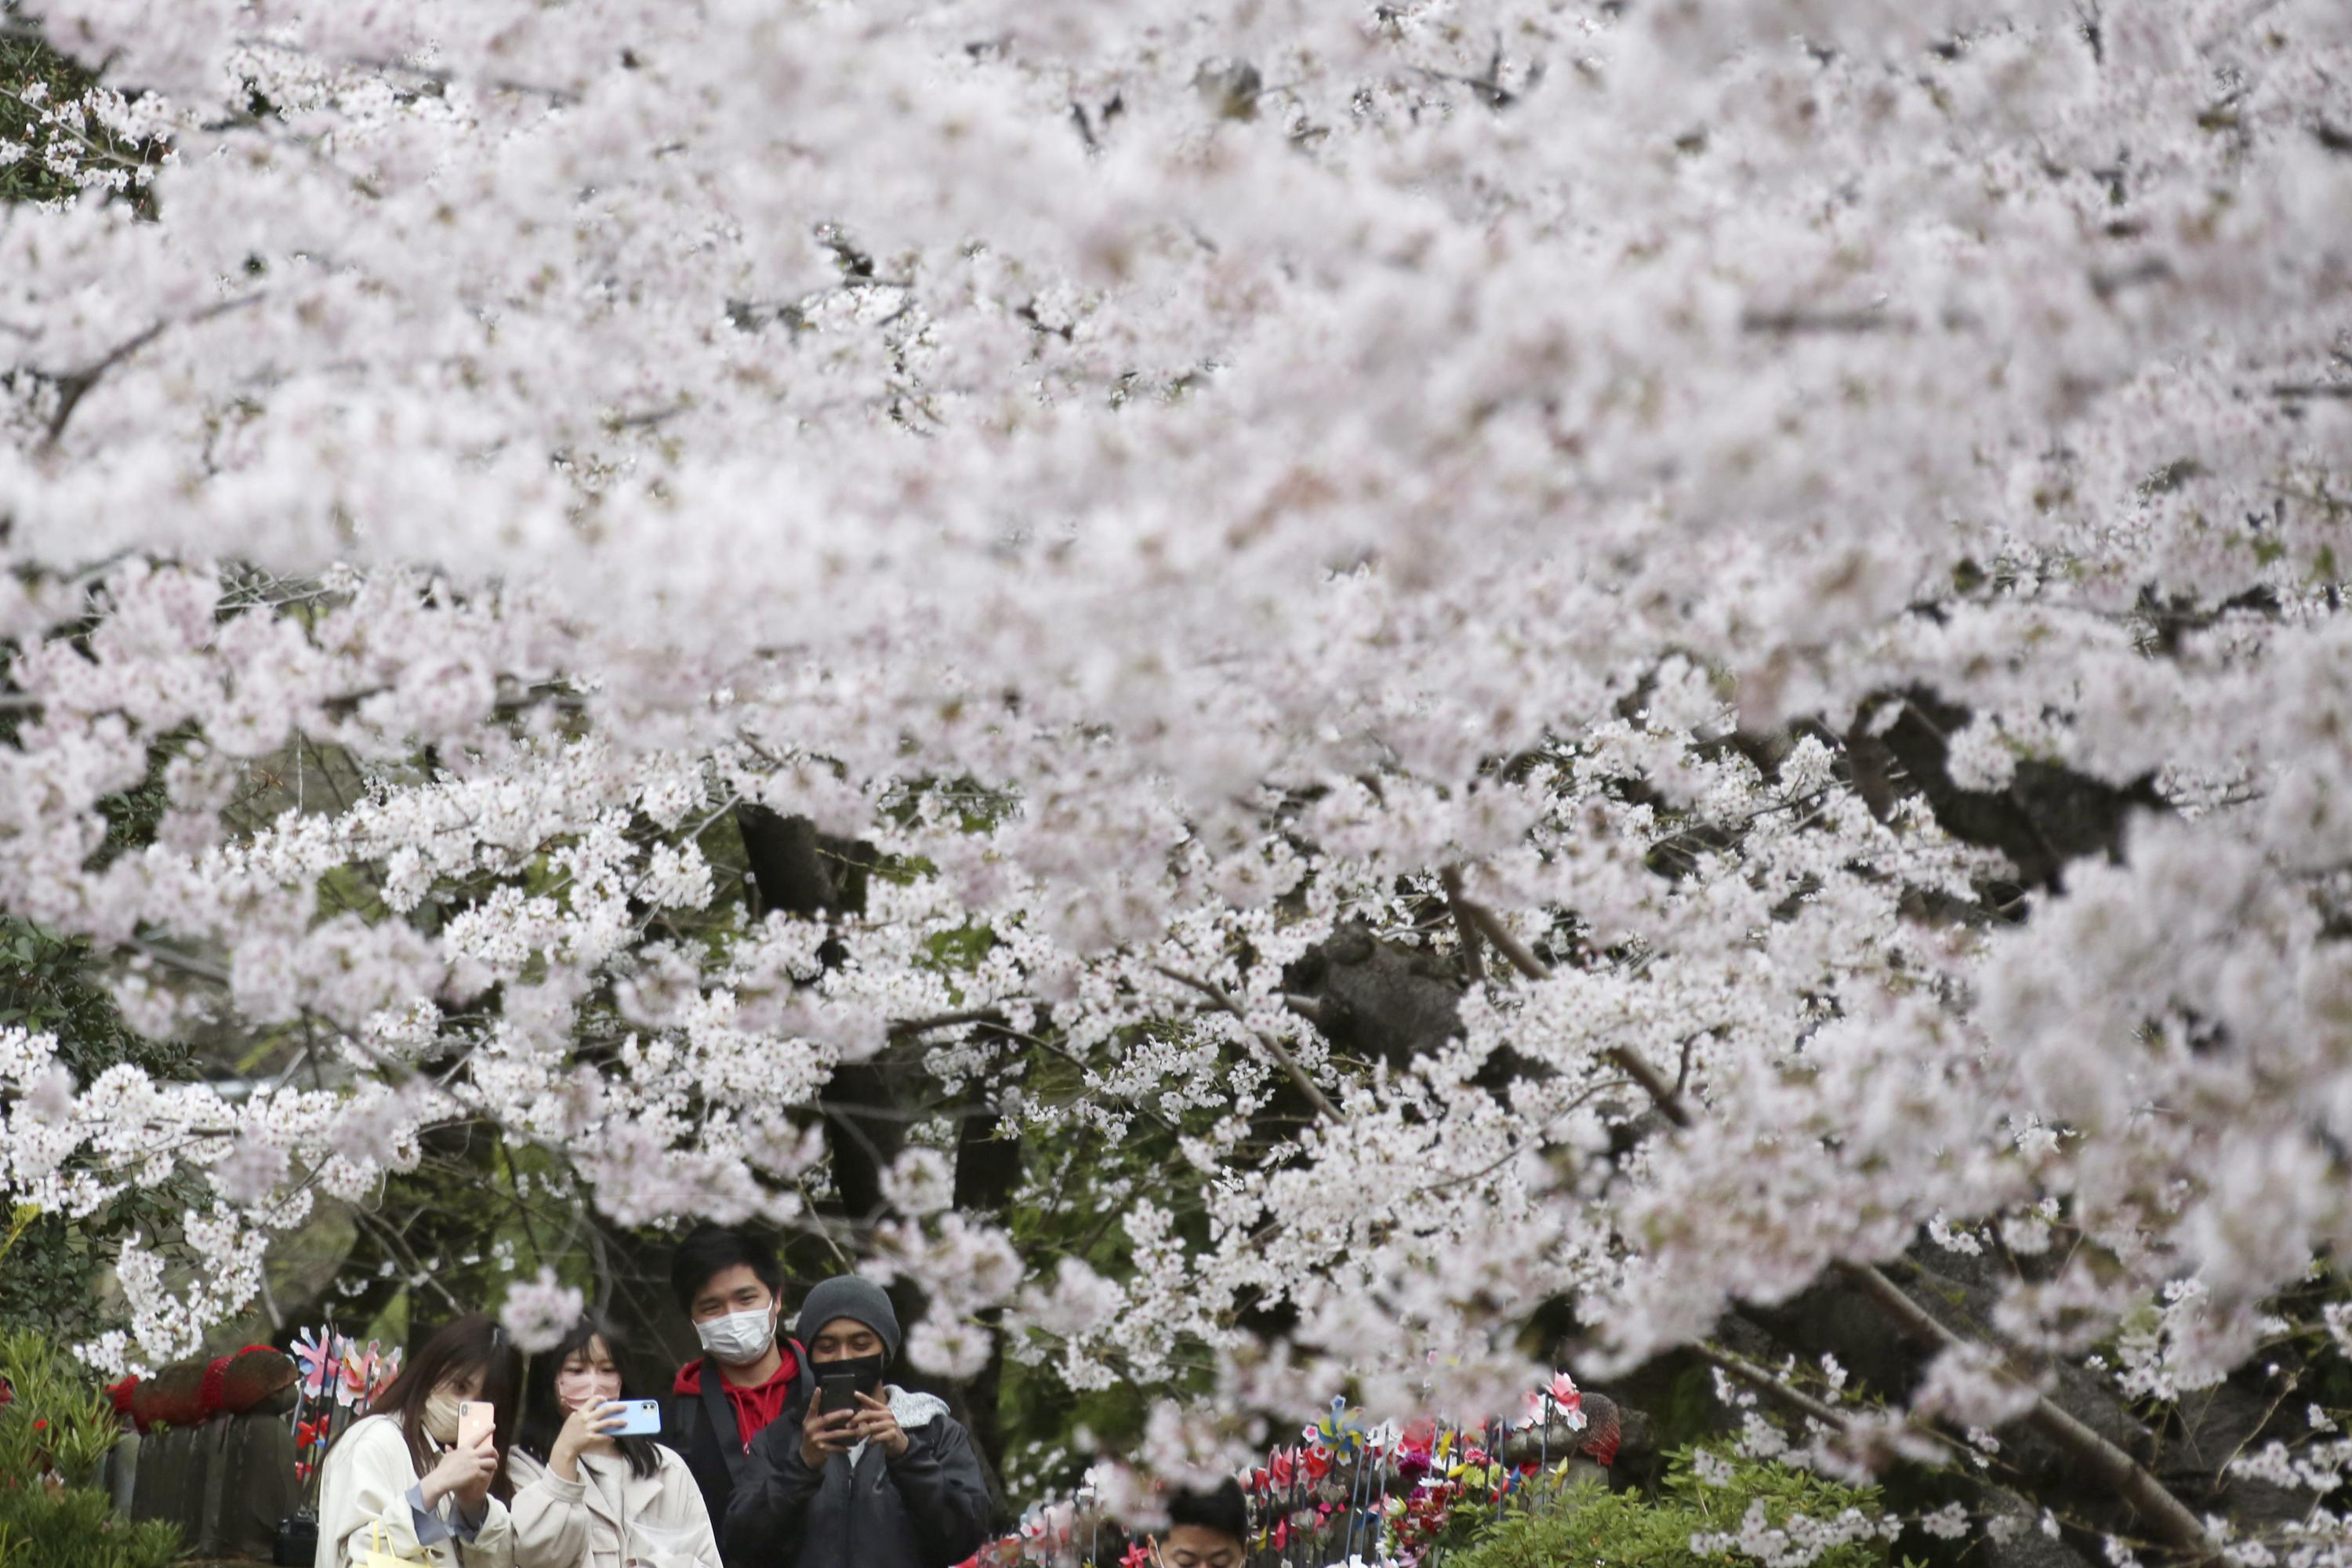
xmin=695 ymin=1305 xmax=777 ymax=1367
xmin=423 ymin=1389 xmax=463 ymax=1445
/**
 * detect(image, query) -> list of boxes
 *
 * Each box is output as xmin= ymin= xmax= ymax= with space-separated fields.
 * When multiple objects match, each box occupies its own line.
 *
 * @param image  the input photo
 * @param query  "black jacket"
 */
xmin=720 ymin=1390 xmax=990 ymax=1568
xmin=670 ymin=1348 xmax=815 ymax=1531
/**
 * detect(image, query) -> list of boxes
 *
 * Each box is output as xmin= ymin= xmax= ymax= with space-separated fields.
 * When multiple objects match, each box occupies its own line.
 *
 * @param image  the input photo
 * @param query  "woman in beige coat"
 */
xmin=510 ymin=1319 xmax=720 ymax=1568
xmin=314 ymin=1315 xmax=523 ymax=1568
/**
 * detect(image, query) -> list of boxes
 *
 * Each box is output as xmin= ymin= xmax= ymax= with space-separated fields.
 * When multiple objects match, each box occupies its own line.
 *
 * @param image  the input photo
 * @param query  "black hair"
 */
xmin=668 ymin=1225 xmax=782 ymax=1314
xmin=347 ymin=1314 xmax=523 ymax=1503
xmin=1167 ymin=1479 xmax=1250 ymax=1548
xmin=515 ymin=1317 xmax=659 ymax=1480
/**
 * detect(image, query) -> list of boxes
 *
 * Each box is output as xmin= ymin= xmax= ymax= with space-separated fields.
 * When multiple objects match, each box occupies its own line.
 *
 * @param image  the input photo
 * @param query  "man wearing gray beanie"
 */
xmin=720 ymin=1275 xmax=989 ymax=1568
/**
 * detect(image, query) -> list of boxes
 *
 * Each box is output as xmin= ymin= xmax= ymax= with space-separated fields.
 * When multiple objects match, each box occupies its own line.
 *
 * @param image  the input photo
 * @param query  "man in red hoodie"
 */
xmin=667 ymin=1226 xmax=813 ymax=1526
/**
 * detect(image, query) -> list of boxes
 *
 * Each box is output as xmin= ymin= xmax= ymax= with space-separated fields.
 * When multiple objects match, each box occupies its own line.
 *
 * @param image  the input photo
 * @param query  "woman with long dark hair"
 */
xmin=314 ymin=1313 xmax=523 ymax=1566
xmin=510 ymin=1317 xmax=720 ymax=1568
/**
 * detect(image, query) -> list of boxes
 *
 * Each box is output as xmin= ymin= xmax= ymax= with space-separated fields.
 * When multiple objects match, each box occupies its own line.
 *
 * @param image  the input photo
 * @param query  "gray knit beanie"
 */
xmin=794 ymin=1276 xmax=902 ymax=1364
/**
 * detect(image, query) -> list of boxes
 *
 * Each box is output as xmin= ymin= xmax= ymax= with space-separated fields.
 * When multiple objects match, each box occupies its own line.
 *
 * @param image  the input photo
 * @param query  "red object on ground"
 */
xmin=672 ymin=1342 xmax=803 ymax=1452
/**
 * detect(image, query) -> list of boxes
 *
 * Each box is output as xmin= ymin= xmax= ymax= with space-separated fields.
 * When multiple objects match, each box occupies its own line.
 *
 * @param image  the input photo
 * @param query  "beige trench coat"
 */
xmin=313 ymin=1414 xmax=516 ymax=1568
xmin=508 ymin=1444 xmax=722 ymax=1568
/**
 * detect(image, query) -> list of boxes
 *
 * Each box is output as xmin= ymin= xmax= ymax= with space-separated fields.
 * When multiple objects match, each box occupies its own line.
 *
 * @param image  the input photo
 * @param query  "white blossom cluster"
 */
xmin=0 ymin=60 xmax=165 ymax=203
xmin=1690 ymin=1499 xmax=1904 ymax=1568
xmin=2 ymin=0 xmax=2351 ymax=1547
xmin=499 ymin=1267 xmax=587 ymax=1356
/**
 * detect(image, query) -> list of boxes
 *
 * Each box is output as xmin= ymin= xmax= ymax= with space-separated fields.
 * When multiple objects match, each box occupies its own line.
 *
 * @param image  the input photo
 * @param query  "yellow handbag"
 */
xmin=358 ymin=1519 xmax=436 ymax=1567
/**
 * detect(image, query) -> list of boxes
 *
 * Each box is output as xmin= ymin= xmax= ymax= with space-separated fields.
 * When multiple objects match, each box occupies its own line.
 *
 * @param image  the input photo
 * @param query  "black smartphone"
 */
xmin=818 ymin=1372 xmax=862 ymax=1417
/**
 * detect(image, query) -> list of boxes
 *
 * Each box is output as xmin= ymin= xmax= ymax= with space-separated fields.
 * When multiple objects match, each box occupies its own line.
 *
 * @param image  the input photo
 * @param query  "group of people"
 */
xmin=310 ymin=1227 xmax=992 ymax=1568
xmin=308 ymin=1228 xmax=1250 ymax=1568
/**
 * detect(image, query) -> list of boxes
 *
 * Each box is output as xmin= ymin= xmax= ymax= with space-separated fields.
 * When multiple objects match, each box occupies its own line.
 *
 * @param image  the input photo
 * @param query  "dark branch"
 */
xmin=1152 ymin=964 xmax=1341 ymax=1121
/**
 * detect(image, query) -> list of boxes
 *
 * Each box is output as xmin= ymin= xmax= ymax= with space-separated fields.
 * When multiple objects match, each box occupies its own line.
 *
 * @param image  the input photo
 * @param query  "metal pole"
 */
xmin=1355 ymin=1439 xmax=1374 ymax=1561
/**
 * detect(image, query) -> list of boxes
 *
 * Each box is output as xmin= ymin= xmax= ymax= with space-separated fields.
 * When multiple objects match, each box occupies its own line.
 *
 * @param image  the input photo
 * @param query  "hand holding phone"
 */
xmin=443 ymin=1401 xmax=497 ymax=1508
xmin=799 ymin=1392 xmax=861 ymax=1468
xmin=551 ymin=1399 xmax=630 ymax=1478
xmin=817 ymin=1374 xmax=862 ymax=1419
xmin=603 ymin=1398 xmax=662 ymax=1436
xmin=456 ymin=1399 xmax=495 ymax=1451
xmin=849 ymin=1390 xmax=909 ymax=1459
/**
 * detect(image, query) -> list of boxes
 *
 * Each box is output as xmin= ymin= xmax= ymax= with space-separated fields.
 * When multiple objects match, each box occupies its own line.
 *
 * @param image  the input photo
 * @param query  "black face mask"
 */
xmin=818 ymin=1352 xmax=887 ymax=1396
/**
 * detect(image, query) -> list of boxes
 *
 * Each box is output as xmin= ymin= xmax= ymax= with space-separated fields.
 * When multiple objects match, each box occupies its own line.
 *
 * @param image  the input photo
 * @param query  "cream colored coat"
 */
xmin=314 ymin=1413 xmax=516 ymax=1568
xmin=508 ymin=1444 xmax=721 ymax=1568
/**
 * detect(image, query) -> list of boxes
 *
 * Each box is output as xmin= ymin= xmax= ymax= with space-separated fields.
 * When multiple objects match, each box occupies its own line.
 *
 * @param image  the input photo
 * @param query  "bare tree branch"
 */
xmin=1693 ymin=1344 xmax=1853 ymax=1432
xmin=1456 ymin=898 xmax=1693 ymax=1127
xmin=1439 ymin=865 xmax=1485 ymax=983
xmin=1152 ymin=964 xmax=1341 ymax=1121
xmin=41 ymin=293 xmax=265 ymax=447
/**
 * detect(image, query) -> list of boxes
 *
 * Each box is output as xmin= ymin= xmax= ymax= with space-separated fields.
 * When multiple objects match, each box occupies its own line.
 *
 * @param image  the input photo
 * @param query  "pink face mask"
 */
xmin=555 ymin=1359 xmax=621 ymax=1415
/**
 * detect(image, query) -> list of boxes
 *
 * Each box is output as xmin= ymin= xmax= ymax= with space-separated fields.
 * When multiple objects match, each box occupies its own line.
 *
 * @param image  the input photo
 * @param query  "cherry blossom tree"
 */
xmin=3 ymin=0 xmax=2351 ymax=1559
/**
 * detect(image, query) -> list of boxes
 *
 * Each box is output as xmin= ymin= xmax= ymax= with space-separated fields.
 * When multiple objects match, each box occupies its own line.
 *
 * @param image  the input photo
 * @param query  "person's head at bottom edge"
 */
xmin=1159 ymin=1479 xmax=1247 ymax=1568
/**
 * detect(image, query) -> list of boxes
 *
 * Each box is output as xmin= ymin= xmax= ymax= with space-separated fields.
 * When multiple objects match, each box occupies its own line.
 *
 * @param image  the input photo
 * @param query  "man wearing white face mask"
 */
xmin=666 ymin=1228 xmax=811 ymax=1529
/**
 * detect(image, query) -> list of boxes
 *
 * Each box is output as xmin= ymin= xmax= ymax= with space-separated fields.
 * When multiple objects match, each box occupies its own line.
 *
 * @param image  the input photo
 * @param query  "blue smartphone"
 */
xmin=604 ymin=1399 xmax=662 ymax=1436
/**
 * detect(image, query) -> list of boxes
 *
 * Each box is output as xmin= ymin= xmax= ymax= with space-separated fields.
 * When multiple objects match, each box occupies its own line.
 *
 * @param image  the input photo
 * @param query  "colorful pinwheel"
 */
xmin=290 ymin=1327 xmax=336 ymax=1401
xmin=1305 ymin=1394 xmax=1368 ymax=1457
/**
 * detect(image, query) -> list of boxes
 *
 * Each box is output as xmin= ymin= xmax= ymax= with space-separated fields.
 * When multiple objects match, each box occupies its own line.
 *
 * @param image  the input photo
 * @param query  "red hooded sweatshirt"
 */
xmin=672 ymin=1343 xmax=803 ymax=1452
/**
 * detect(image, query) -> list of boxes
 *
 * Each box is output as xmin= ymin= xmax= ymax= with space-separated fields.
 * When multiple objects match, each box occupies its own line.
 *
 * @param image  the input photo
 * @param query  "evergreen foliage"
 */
xmin=1446 ymin=1450 xmax=1906 ymax=1568
xmin=0 ymin=1327 xmax=178 ymax=1568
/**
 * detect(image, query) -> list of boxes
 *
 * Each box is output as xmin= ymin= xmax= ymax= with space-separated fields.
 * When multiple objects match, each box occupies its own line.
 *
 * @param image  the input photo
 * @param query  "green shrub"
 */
xmin=0 ymin=1328 xmax=178 ymax=1568
xmin=0 ymin=1479 xmax=180 ymax=1568
xmin=0 ymin=1327 xmax=118 ymax=1486
xmin=1446 ymin=1447 xmax=1907 ymax=1568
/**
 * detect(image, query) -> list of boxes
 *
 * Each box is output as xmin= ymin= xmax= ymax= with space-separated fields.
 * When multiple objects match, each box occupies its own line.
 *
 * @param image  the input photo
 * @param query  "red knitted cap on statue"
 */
xmin=219 ymin=1345 xmax=296 ymax=1415
xmin=129 ymin=1377 xmax=162 ymax=1433
xmin=108 ymin=1376 xmax=139 ymax=1417
xmin=198 ymin=1356 xmax=231 ymax=1417
xmin=1577 ymin=1393 xmax=1623 ymax=1468
xmin=145 ymin=1360 xmax=206 ymax=1428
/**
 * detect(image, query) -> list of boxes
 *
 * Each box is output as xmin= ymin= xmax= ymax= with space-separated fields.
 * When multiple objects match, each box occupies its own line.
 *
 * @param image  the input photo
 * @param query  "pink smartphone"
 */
xmin=457 ymin=1400 xmax=495 ymax=1450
